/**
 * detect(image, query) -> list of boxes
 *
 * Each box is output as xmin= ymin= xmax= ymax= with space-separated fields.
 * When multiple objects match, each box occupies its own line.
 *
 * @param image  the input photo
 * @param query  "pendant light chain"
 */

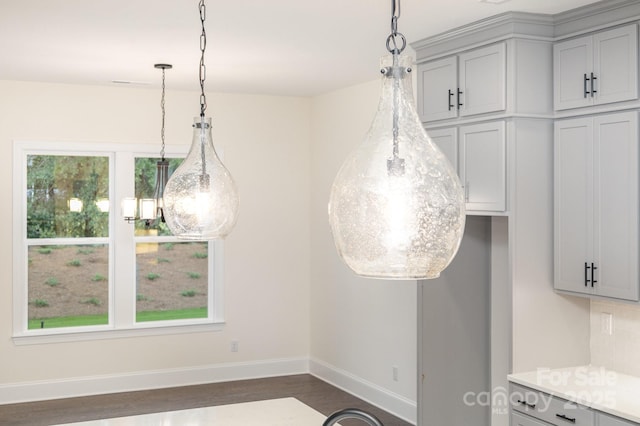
xmin=199 ymin=0 xmax=207 ymax=118
xmin=160 ymin=66 xmax=167 ymax=161
xmin=386 ymin=0 xmax=406 ymax=55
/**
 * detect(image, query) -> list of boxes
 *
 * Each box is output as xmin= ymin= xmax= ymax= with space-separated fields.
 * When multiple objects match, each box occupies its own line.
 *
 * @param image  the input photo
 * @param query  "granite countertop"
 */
xmin=508 ymin=365 xmax=640 ymax=423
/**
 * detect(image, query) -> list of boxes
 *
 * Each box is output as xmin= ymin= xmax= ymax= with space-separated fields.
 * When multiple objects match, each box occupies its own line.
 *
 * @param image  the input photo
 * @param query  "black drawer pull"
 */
xmin=556 ymin=413 xmax=576 ymax=423
xmin=448 ymin=89 xmax=454 ymax=111
xmin=516 ymin=399 xmax=536 ymax=409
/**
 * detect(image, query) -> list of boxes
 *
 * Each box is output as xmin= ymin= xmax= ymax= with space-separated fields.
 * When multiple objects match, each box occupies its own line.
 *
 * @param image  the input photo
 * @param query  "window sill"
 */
xmin=12 ymin=321 xmax=225 ymax=346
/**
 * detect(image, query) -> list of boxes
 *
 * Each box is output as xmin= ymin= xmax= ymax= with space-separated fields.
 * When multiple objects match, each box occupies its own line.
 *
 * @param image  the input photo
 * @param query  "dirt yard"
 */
xmin=28 ymin=242 xmax=209 ymax=320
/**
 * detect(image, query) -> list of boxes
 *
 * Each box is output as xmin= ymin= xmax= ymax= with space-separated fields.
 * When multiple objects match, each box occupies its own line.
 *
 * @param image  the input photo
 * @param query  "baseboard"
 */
xmin=0 ymin=357 xmax=308 ymax=405
xmin=309 ymin=358 xmax=417 ymax=425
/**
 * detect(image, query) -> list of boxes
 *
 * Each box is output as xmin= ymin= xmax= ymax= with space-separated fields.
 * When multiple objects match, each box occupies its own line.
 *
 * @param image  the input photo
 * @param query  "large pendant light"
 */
xmin=328 ymin=0 xmax=466 ymax=279
xmin=163 ymin=0 xmax=239 ymax=240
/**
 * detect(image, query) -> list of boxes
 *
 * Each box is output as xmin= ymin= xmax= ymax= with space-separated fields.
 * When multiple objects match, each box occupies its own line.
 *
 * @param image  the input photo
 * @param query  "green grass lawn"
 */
xmin=28 ymin=307 xmax=208 ymax=329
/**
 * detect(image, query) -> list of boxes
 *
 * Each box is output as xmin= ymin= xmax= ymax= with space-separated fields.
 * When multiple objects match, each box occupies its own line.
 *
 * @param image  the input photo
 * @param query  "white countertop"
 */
xmin=509 ymin=365 xmax=640 ymax=423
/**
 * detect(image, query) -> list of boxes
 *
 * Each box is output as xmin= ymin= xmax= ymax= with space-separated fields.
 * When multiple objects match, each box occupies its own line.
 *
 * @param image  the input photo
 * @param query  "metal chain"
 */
xmin=160 ymin=66 xmax=166 ymax=160
xmin=386 ymin=0 xmax=406 ymax=55
xmin=199 ymin=0 xmax=207 ymax=118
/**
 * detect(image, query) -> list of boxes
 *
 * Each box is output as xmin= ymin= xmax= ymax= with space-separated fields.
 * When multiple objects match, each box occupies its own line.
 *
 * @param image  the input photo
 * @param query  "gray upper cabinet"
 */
xmin=554 ymin=24 xmax=638 ymax=110
xmin=429 ymin=121 xmax=506 ymax=214
xmin=554 ymin=111 xmax=639 ymax=301
xmin=418 ymin=43 xmax=506 ymax=123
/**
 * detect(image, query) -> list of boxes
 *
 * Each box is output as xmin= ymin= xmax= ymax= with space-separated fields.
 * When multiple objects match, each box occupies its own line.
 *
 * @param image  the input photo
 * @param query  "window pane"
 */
xmin=136 ymin=241 xmax=208 ymax=322
xmin=134 ymin=157 xmax=183 ymax=236
xmin=27 ymin=155 xmax=109 ymax=239
xmin=28 ymin=244 xmax=109 ymax=329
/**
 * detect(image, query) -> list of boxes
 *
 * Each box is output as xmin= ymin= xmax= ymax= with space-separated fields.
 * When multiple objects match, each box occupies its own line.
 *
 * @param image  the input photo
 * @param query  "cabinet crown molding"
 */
xmin=412 ymin=0 xmax=640 ymax=62
xmin=412 ymin=11 xmax=554 ymax=62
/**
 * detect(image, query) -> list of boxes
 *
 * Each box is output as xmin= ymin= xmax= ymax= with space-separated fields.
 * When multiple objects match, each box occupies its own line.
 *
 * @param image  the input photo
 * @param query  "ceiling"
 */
xmin=0 ymin=0 xmax=600 ymax=97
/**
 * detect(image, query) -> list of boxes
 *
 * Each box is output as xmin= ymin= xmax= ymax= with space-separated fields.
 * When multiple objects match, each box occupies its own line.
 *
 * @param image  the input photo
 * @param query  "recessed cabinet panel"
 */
xmin=554 ymin=118 xmax=592 ymax=293
xmin=460 ymin=121 xmax=506 ymax=212
xmin=459 ymin=43 xmax=506 ymax=117
xmin=554 ymin=112 xmax=639 ymax=301
xmin=593 ymin=115 xmax=639 ymax=300
xmin=594 ymin=25 xmax=638 ymax=105
xmin=554 ymin=37 xmax=592 ymax=110
xmin=428 ymin=127 xmax=457 ymax=170
xmin=418 ymin=57 xmax=458 ymax=122
xmin=418 ymin=42 xmax=506 ymax=123
xmin=554 ymin=24 xmax=638 ymax=110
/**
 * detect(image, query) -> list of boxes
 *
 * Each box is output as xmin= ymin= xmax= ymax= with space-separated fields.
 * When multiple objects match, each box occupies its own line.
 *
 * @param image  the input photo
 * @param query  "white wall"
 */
xmin=0 ymin=81 xmax=311 ymax=396
xmin=309 ymin=78 xmax=418 ymax=423
xmin=591 ymin=300 xmax=640 ymax=377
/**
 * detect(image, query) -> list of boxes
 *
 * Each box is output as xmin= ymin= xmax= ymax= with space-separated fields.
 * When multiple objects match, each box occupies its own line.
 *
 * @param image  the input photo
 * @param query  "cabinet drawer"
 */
xmin=511 ymin=383 xmax=594 ymax=426
xmin=512 ymin=412 xmax=551 ymax=426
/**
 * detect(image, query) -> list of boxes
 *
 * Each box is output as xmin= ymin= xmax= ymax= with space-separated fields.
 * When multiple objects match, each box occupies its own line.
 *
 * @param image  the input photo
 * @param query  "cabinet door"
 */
xmin=593 ymin=112 xmax=639 ymax=301
xmin=418 ymin=56 xmax=458 ymax=122
xmin=511 ymin=412 xmax=548 ymax=426
xmin=554 ymin=118 xmax=593 ymax=294
xmin=554 ymin=35 xmax=593 ymax=110
xmin=459 ymin=121 xmax=506 ymax=212
xmin=459 ymin=43 xmax=506 ymax=117
xmin=597 ymin=412 xmax=640 ymax=426
xmin=428 ymin=127 xmax=458 ymax=171
xmin=593 ymin=25 xmax=638 ymax=106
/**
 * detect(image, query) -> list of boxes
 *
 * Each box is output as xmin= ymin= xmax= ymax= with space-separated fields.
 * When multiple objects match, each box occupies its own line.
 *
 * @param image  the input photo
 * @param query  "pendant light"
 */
xmin=328 ymin=0 xmax=466 ymax=279
xmin=162 ymin=0 xmax=239 ymax=240
xmin=152 ymin=63 xmax=171 ymax=225
xmin=122 ymin=64 xmax=172 ymax=226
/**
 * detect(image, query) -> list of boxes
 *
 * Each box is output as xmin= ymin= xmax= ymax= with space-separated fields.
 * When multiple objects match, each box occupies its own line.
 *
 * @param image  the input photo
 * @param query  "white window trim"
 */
xmin=12 ymin=140 xmax=225 ymax=345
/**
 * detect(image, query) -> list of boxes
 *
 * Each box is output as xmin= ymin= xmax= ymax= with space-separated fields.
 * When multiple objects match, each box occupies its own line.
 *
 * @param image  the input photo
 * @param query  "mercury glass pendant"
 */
xmin=328 ymin=52 xmax=466 ymax=279
xmin=163 ymin=117 xmax=238 ymax=239
xmin=162 ymin=0 xmax=239 ymax=240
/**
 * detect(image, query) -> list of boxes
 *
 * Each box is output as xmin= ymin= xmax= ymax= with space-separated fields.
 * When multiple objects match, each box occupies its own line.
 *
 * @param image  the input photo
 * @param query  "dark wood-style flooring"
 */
xmin=0 ymin=374 xmax=414 ymax=426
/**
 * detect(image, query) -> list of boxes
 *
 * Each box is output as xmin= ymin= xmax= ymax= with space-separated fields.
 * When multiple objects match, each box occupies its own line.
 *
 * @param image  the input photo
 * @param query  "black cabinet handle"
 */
xmin=584 ymin=73 xmax=590 ymax=98
xmin=457 ymin=88 xmax=463 ymax=109
xmin=591 ymin=72 xmax=597 ymax=96
xmin=448 ymin=89 xmax=454 ymax=111
xmin=556 ymin=413 xmax=576 ymax=423
xmin=585 ymin=262 xmax=591 ymax=286
xmin=516 ymin=399 xmax=536 ymax=409
xmin=591 ymin=262 xmax=597 ymax=287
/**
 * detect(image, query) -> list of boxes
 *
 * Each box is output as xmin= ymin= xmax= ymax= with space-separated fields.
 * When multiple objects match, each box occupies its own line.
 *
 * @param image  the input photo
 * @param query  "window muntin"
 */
xmin=14 ymin=142 xmax=224 ymax=342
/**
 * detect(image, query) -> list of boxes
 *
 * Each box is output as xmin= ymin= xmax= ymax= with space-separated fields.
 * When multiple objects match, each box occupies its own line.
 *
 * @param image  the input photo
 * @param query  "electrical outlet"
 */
xmin=392 ymin=366 xmax=399 ymax=382
xmin=231 ymin=340 xmax=239 ymax=352
xmin=601 ymin=313 xmax=613 ymax=335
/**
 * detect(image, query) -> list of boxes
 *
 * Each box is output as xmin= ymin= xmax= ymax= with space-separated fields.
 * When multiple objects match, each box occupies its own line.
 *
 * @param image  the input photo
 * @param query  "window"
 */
xmin=13 ymin=142 xmax=224 ymax=343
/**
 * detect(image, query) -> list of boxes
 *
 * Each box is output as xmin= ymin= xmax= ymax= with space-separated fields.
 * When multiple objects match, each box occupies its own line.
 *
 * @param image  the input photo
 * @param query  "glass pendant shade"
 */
xmin=163 ymin=117 xmax=239 ymax=240
xmin=328 ymin=55 xmax=466 ymax=279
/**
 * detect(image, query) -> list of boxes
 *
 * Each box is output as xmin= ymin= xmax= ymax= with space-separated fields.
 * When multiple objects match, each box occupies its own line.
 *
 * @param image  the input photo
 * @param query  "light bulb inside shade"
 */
xmin=328 ymin=54 xmax=466 ymax=280
xmin=122 ymin=197 xmax=137 ymax=221
xmin=139 ymin=198 xmax=156 ymax=221
xmin=163 ymin=117 xmax=239 ymax=240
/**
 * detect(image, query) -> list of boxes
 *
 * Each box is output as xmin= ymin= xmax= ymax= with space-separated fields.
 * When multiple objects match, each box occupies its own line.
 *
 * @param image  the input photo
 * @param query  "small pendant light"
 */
xmin=122 ymin=63 xmax=172 ymax=226
xmin=152 ymin=63 xmax=171 ymax=225
xmin=162 ymin=0 xmax=239 ymax=240
xmin=328 ymin=0 xmax=466 ymax=279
